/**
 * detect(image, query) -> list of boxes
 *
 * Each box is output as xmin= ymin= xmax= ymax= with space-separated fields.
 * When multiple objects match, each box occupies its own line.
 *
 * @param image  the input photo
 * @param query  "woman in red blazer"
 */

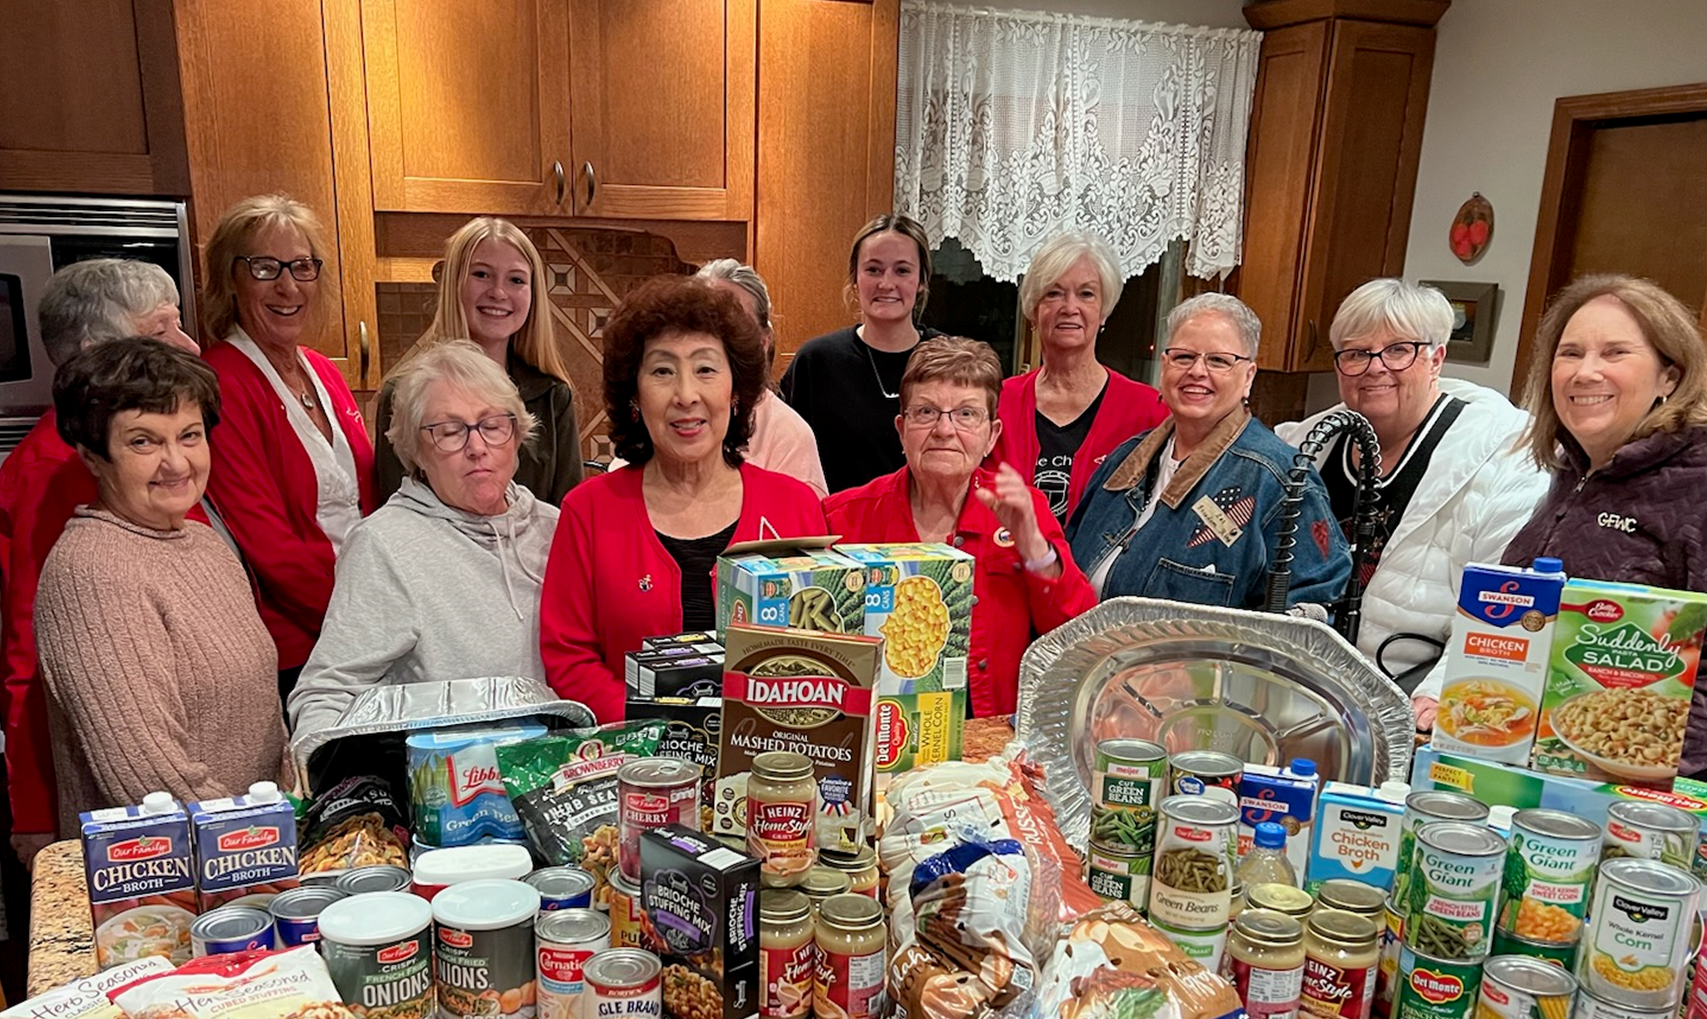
xmin=987 ymin=232 xmax=1168 ymax=524
xmin=541 ymin=275 xmax=825 ymax=721
xmin=200 ymin=196 xmax=376 ymax=701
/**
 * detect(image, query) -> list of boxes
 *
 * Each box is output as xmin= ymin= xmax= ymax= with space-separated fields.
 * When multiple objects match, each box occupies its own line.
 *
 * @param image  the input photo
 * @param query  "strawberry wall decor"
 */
xmin=1450 ymin=192 xmax=1493 ymax=263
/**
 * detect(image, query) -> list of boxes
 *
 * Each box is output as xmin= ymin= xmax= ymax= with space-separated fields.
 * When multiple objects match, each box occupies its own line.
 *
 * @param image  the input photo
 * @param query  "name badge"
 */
xmin=1192 ymin=495 xmax=1243 ymax=547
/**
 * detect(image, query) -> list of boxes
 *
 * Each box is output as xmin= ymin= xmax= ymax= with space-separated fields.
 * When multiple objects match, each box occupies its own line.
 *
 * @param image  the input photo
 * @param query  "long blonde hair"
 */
xmin=409 ymin=217 xmax=570 ymax=384
xmin=202 ymin=194 xmax=330 ymax=342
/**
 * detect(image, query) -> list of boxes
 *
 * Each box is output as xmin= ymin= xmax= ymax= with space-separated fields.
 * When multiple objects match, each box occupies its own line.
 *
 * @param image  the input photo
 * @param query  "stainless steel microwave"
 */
xmin=0 ymin=194 xmax=196 ymax=454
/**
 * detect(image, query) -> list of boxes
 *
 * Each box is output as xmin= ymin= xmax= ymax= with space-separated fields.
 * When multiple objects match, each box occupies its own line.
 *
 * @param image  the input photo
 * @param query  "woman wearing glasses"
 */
xmin=1067 ymin=294 xmax=1349 ymax=612
xmin=1277 ymin=279 xmax=1544 ymax=728
xmin=824 ymin=337 xmax=1096 ymax=717
xmin=288 ymin=341 xmax=557 ymax=739
xmin=540 ymin=275 xmax=825 ymax=722
xmin=201 ymin=195 xmax=375 ymax=702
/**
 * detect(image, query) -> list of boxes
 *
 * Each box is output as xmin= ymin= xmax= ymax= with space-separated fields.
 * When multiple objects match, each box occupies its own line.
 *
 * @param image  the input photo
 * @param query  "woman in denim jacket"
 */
xmin=1067 ymin=294 xmax=1350 ymax=613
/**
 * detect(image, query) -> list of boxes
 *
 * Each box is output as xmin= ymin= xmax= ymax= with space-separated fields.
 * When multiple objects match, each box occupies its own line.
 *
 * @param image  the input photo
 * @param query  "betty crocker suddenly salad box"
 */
xmin=81 ymin=793 xmax=196 ymax=969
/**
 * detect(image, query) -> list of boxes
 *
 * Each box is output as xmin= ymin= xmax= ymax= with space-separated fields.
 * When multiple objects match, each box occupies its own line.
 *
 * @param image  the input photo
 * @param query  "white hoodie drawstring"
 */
xmin=490 ymin=517 xmax=525 ymax=621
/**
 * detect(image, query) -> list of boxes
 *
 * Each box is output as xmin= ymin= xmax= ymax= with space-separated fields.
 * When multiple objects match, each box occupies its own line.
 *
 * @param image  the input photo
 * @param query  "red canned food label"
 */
xmin=749 ymin=801 xmax=813 ymax=844
xmin=618 ymin=780 xmax=698 ymax=881
xmin=761 ymin=941 xmax=816 ymax=1019
xmin=539 ymin=945 xmax=595 ymax=984
xmin=1303 ymin=958 xmax=1375 ymax=1019
xmin=1231 ymin=957 xmax=1304 ymax=1019
xmin=815 ymin=949 xmax=885 ymax=1019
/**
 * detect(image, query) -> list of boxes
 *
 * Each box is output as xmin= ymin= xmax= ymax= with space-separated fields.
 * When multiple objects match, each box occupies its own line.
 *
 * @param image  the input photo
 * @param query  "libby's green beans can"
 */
xmin=1404 ymin=822 xmax=1506 ymax=962
xmin=1395 ymin=945 xmax=1482 ymax=1019
xmin=1498 ymin=809 xmax=1602 ymax=948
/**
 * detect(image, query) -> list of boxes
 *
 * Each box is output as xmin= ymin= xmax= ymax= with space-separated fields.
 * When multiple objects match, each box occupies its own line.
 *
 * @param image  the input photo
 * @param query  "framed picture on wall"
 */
xmin=1423 ymin=280 xmax=1500 ymax=365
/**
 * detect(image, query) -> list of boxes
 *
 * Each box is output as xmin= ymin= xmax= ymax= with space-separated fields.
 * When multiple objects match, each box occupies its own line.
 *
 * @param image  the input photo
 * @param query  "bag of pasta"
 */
xmin=298 ymin=775 xmax=410 ymax=873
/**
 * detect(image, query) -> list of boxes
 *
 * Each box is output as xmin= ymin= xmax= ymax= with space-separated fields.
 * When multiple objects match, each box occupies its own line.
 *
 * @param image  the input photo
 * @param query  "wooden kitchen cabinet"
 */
xmin=1238 ymin=1 xmax=1445 ymax=372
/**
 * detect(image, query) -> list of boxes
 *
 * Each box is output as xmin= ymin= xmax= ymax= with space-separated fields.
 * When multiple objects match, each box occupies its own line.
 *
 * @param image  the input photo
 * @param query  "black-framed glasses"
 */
xmin=903 ymin=405 xmax=988 ymax=429
xmin=1334 ymin=341 xmax=1426 ymax=376
xmin=1162 ymin=348 xmax=1251 ymax=373
xmin=235 ymin=256 xmax=323 ymax=282
xmin=420 ymin=413 xmax=517 ymax=452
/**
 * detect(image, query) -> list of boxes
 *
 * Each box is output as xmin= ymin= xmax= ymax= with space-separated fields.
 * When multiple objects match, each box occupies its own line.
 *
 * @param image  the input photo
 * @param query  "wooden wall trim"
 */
xmin=1244 ymin=0 xmax=1449 ymax=31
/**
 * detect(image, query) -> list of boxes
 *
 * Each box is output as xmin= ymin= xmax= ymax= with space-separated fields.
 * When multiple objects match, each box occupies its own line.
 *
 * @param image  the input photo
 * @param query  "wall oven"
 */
xmin=0 ymin=194 xmax=196 ymax=455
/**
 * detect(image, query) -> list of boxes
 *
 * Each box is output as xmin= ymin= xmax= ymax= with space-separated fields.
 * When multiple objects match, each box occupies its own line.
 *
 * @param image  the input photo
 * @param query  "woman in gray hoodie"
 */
xmin=288 ymin=340 xmax=559 ymax=738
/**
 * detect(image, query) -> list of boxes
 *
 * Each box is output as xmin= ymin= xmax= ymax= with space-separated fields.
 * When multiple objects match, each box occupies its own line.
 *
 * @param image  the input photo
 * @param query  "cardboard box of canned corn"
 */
xmin=1530 ymin=579 xmax=1707 ymax=788
xmin=714 ymin=538 xmax=866 ymax=638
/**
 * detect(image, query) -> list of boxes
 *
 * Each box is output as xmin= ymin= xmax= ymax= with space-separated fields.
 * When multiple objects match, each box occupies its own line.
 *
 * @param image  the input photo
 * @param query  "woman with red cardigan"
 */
xmin=540 ymin=276 xmax=825 ymax=721
xmin=988 ymin=232 xmax=1168 ymax=524
xmin=201 ymin=195 xmax=376 ymax=701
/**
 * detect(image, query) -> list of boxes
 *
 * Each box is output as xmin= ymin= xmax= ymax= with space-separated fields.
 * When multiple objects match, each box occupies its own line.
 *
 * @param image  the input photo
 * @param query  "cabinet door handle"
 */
xmin=583 ymin=161 xmax=596 ymax=207
xmin=553 ymin=160 xmax=566 ymax=205
xmin=1306 ymin=318 xmax=1319 ymax=359
xmin=359 ymin=320 xmax=370 ymax=386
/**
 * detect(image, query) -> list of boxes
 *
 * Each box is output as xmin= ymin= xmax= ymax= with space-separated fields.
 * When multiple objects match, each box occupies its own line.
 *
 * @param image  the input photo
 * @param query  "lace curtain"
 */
xmin=895 ymin=2 xmax=1262 ymax=282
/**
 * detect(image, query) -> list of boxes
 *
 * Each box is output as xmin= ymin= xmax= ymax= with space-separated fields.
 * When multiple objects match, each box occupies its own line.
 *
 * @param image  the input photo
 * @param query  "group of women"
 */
xmin=8 ymin=196 xmax=1707 ymax=863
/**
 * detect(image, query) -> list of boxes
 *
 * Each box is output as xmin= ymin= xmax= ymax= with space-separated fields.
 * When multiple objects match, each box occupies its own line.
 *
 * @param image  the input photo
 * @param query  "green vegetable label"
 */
xmin=1405 ymin=840 xmax=1501 ymax=961
xmin=1495 ymin=830 xmax=1594 ymax=943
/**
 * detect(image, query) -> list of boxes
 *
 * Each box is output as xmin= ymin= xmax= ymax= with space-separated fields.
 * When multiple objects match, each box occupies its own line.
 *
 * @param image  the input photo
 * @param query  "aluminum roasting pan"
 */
xmin=1014 ymin=597 xmax=1413 ymax=848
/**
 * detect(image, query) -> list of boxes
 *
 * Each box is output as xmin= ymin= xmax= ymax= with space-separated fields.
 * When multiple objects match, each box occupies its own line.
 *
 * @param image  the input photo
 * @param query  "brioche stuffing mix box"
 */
xmin=714 ymin=538 xmax=866 ymax=639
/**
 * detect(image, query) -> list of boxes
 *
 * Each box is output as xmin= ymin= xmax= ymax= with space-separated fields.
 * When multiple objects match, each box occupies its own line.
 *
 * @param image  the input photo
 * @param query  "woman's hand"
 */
xmin=975 ymin=464 xmax=1059 ymax=575
xmin=12 ymin=832 xmax=55 ymax=872
xmin=1413 ymin=696 xmax=1439 ymax=731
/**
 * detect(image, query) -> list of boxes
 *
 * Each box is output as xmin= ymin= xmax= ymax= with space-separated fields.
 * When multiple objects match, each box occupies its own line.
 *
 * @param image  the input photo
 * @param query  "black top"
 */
xmin=1323 ymin=393 xmax=1465 ymax=584
xmin=781 ymin=325 xmax=946 ymax=493
xmin=1033 ymin=381 xmax=1107 ymax=524
xmin=657 ymin=519 xmax=740 ymax=632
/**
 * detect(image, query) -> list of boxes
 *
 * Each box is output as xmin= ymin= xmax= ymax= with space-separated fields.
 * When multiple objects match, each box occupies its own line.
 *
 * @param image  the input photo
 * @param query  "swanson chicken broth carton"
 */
xmin=81 ymin=793 xmax=197 ymax=969
xmin=188 ymin=782 xmax=300 ymax=911
xmin=714 ymin=538 xmax=866 ymax=639
xmin=1531 ymin=579 xmax=1707 ymax=788
xmin=1433 ymin=560 xmax=1567 ymax=764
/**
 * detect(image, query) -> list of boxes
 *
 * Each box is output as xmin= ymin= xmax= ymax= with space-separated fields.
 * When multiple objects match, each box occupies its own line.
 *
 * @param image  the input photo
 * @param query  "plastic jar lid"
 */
xmin=319 ymin=891 xmax=433 ymax=946
xmin=413 ymin=844 xmax=533 ymax=886
xmin=432 ymin=878 xmax=540 ymax=930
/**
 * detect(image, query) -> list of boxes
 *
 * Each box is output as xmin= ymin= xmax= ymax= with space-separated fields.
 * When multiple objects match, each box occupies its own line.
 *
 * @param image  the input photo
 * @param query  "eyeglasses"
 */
xmin=1334 ymin=341 xmax=1426 ymax=376
xmin=902 ymin=405 xmax=988 ymax=429
xmin=420 ymin=413 xmax=518 ymax=452
xmin=235 ymin=256 xmax=323 ymax=282
xmin=1162 ymin=349 xmax=1252 ymax=373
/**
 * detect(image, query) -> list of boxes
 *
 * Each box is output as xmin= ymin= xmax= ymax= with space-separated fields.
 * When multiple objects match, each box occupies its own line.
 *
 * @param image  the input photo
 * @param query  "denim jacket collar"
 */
xmin=1103 ymin=406 xmax=1253 ymax=508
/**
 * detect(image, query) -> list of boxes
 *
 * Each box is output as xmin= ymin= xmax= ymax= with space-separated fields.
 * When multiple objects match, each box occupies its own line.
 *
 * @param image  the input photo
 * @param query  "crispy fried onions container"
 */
xmin=1014 ymin=598 xmax=1413 ymax=848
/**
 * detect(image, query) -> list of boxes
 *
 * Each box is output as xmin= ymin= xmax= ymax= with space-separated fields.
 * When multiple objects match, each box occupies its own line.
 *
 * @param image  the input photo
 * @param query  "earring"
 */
xmin=629 ymin=400 xmax=640 ymax=421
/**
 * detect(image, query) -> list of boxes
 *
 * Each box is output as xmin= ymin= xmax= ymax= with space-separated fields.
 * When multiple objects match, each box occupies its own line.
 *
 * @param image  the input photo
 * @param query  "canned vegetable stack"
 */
xmin=1086 ymin=739 xmax=1168 ymax=911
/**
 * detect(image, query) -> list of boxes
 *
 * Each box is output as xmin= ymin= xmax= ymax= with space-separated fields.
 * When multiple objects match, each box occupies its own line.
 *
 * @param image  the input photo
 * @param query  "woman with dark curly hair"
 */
xmin=539 ymin=275 xmax=826 ymax=720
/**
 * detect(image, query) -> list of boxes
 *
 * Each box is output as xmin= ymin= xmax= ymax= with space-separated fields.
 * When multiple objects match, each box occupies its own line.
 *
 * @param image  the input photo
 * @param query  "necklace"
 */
xmin=862 ymin=331 xmax=922 ymax=400
xmin=298 ymin=388 xmax=318 ymax=412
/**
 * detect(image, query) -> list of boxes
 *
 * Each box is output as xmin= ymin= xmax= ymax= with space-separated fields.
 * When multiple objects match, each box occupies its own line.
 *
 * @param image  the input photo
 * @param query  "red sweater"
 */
xmin=540 ymin=463 xmax=827 ymax=722
xmin=823 ymin=466 xmax=1097 ymax=718
xmin=203 ymin=341 xmax=376 ymax=670
xmin=988 ymin=367 xmax=1168 ymax=521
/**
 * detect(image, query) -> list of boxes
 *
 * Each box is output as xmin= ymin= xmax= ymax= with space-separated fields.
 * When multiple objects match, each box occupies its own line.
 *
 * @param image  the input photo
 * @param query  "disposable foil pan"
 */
xmin=1014 ymin=598 xmax=1413 ymax=848
xmin=291 ymin=676 xmax=596 ymax=792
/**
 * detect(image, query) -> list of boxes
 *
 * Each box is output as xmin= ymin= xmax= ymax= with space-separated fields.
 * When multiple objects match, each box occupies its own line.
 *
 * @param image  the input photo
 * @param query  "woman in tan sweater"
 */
xmin=36 ymin=337 xmax=285 ymax=835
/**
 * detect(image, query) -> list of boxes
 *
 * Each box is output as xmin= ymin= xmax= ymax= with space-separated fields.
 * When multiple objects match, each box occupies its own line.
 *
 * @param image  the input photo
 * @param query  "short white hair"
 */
xmin=1019 ymin=232 xmax=1124 ymax=323
xmin=37 ymin=259 xmax=180 ymax=367
xmin=1166 ymin=293 xmax=1261 ymax=357
xmin=385 ymin=339 xmax=537 ymax=474
xmin=1329 ymin=278 xmax=1455 ymax=351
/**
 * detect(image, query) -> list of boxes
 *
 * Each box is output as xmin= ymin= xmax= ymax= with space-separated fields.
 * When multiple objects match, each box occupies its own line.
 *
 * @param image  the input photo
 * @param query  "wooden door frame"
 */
xmin=1512 ymin=82 xmax=1707 ymax=397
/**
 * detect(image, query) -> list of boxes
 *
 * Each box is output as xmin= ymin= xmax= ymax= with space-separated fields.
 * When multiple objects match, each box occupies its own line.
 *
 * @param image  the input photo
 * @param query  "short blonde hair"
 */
xmin=202 ymin=194 xmax=329 ymax=341
xmin=1019 ymin=232 xmax=1124 ymax=325
xmin=899 ymin=336 xmax=1003 ymax=418
xmin=384 ymin=339 xmax=538 ymax=475
xmin=1521 ymin=274 xmax=1707 ymax=469
xmin=1329 ymin=278 xmax=1455 ymax=351
xmin=408 ymin=217 xmax=571 ymax=386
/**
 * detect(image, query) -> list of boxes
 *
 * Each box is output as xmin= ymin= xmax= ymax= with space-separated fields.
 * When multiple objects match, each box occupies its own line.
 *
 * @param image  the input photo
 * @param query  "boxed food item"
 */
xmin=644 ymin=631 xmax=723 ymax=654
xmin=713 ymin=623 xmax=880 ymax=852
xmin=640 ymin=825 xmax=760 ymax=1019
xmin=1 ymin=956 xmax=174 ymax=1019
xmin=871 ymin=692 xmax=965 ymax=793
xmin=81 ymin=793 xmax=196 ymax=969
xmin=1531 ymin=580 xmax=1707 ymax=787
xmin=627 ymin=650 xmax=725 ymax=700
xmin=187 ymin=781 xmax=300 ymax=911
xmin=714 ymin=538 xmax=866 ymax=637
xmin=1434 ymin=560 xmax=1567 ymax=763
xmin=1236 ymin=760 xmax=1319 ymax=875
xmin=407 ymin=721 xmax=544 ymax=847
xmin=1305 ymin=780 xmax=1408 ymax=894
xmin=627 ymin=694 xmax=721 ymax=817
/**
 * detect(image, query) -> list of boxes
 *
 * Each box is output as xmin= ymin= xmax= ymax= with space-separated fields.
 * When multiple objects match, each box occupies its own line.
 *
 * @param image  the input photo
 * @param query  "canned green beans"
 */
xmin=1170 ymin=751 xmax=1242 ymax=807
xmin=1094 ymin=739 xmax=1168 ymax=816
xmin=1478 ymin=955 xmax=1577 ymax=1019
xmin=1393 ymin=793 xmax=1490 ymax=912
xmin=1395 ymin=945 xmax=1482 ymax=1019
xmin=1578 ymin=857 xmax=1699 ymax=1012
xmin=1149 ymin=796 xmax=1240 ymax=930
xmin=1086 ymin=838 xmax=1150 ymax=909
xmin=1404 ymin=822 xmax=1506 ymax=961
xmin=1375 ymin=899 xmax=1404 ymax=1019
xmin=1491 ymin=926 xmax=1579 ymax=970
xmin=1498 ymin=810 xmax=1602 ymax=948
xmin=1602 ymin=802 xmax=1698 ymax=872
xmin=1150 ymin=916 xmax=1229 ymax=972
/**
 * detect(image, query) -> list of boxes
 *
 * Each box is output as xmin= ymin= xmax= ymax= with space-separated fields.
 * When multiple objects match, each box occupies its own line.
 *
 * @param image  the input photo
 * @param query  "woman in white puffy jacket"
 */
xmin=1276 ymin=279 xmax=1549 ymax=730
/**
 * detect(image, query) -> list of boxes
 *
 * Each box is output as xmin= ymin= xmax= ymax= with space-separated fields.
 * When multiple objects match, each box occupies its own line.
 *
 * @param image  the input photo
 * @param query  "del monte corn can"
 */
xmin=1498 ymin=809 xmax=1602 ymax=948
xmin=1405 ymin=822 xmax=1506 ymax=962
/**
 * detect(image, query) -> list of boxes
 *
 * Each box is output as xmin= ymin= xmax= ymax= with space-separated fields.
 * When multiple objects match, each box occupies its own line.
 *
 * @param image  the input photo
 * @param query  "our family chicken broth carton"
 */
xmin=188 ymin=782 xmax=299 ymax=911
xmin=81 ymin=793 xmax=197 ymax=969
xmin=1433 ymin=560 xmax=1566 ymax=764
xmin=1531 ymin=580 xmax=1707 ymax=788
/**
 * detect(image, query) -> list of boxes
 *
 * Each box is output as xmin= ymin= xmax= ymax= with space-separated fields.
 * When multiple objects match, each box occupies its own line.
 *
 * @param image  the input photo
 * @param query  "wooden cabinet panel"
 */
xmin=0 ymin=0 xmax=186 ymax=194
xmin=362 ymin=0 xmax=572 ymax=215
xmin=569 ymin=0 xmax=755 ymax=219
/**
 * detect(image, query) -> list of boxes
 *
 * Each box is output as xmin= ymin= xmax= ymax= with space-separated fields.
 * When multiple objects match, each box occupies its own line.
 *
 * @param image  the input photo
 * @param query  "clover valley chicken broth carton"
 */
xmin=835 ymin=543 xmax=972 ymax=788
xmin=714 ymin=623 xmax=879 ymax=852
xmin=81 ymin=796 xmax=197 ymax=969
xmin=188 ymin=785 xmax=300 ymax=911
xmin=1531 ymin=579 xmax=1707 ymax=788
xmin=1433 ymin=561 xmax=1567 ymax=764
xmin=1306 ymin=781 xmax=1407 ymax=894
xmin=714 ymin=538 xmax=866 ymax=639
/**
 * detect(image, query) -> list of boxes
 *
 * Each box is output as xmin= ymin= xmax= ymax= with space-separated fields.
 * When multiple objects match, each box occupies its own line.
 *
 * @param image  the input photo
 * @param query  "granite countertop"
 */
xmin=28 ymin=839 xmax=94 ymax=997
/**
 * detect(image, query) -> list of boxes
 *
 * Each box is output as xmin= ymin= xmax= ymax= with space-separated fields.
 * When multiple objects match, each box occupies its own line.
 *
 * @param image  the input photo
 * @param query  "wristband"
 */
xmin=1022 ymin=547 xmax=1059 ymax=573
